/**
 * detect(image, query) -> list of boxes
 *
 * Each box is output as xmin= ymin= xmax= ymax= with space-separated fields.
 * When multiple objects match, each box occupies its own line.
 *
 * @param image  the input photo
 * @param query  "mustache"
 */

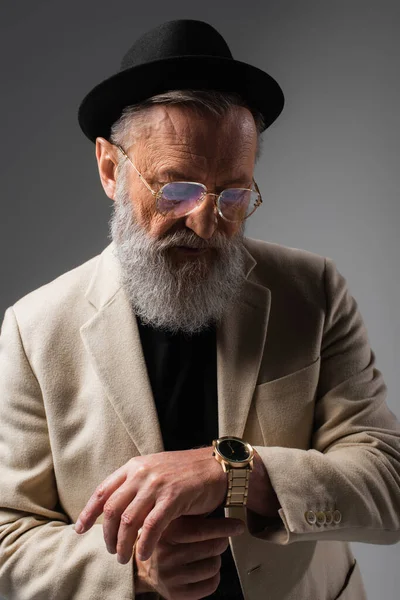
xmin=153 ymin=228 xmax=243 ymax=252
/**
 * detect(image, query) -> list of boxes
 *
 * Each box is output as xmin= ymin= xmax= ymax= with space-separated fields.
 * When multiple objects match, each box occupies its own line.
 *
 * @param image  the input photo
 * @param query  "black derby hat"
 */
xmin=78 ymin=19 xmax=285 ymax=143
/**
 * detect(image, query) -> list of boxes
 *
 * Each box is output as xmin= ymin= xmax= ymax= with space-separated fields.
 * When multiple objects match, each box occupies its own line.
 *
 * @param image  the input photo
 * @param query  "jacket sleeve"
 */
xmin=0 ymin=307 xmax=135 ymax=600
xmin=246 ymin=257 xmax=400 ymax=544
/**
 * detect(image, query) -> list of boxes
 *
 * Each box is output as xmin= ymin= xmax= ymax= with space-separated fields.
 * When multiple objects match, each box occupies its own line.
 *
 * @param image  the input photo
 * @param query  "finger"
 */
xmin=164 ymin=515 xmax=245 ymax=544
xmin=114 ymin=490 xmax=156 ymax=564
xmin=102 ymin=483 xmax=139 ymax=554
xmin=161 ymin=537 xmax=230 ymax=570
xmin=75 ymin=469 xmax=127 ymax=533
xmin=171 ymin=555 xmax=221 ymax=586
xmin=135 ymin=498 xmax=177 ymax=562
xmin=177 ymin=572 xmax=221 ymax=599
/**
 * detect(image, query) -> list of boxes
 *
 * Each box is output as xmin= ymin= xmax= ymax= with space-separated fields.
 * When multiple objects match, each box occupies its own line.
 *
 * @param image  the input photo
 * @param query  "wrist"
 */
xmin=198 ymin=445 xmax=228 ymax=502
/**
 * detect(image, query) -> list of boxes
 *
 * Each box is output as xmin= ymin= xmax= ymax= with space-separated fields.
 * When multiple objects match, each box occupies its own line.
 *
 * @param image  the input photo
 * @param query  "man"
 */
xmin=0 ymin=19 xmax=399 ymax=600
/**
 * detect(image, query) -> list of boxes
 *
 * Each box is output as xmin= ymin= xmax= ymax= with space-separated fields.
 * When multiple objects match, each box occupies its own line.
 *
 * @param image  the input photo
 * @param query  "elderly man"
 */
xmin=0 ymin=19 xmax=399 ymax=600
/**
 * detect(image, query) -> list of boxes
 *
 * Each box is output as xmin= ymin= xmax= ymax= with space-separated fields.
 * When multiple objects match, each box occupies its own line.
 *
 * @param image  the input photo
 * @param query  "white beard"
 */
xmin=109 ymin=168 xmax=247 ymax=335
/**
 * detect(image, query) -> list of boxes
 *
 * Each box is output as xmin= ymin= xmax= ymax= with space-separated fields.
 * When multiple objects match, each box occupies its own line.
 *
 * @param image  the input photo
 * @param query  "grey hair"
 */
xmin=109 ymin=89 xmax=265 ymax=162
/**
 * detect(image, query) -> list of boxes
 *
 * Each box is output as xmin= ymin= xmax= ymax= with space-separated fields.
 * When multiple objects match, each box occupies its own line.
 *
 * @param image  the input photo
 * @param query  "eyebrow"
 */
xmin=158 ymin=169 xmax=252 ymax=187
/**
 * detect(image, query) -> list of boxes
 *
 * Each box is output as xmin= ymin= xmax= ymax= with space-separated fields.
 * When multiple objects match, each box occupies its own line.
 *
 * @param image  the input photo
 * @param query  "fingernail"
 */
xmin=117 ymin=554 xmax=129 ymax=564
xmin=137 ymin=550 xmax=148 ymax=562
xmin=74 ymin=521 xmax=83 ymax=534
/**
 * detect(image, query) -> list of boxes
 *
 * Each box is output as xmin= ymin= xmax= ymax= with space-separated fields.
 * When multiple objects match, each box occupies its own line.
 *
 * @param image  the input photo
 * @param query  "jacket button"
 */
xmin=333 ymin=510 xmax=342 ymax=524
xmin=316 ymin=511 xmax=326 ymax=526
xmin=325 ymin=510 xmax=333 ymax=525
xmin=305 ymin=510 xmax=316 ymax=525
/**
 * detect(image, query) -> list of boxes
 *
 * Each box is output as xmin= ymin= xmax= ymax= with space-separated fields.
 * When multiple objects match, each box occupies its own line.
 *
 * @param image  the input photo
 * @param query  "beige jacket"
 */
xmin=0 ymin=238 xmax=399 ymax=600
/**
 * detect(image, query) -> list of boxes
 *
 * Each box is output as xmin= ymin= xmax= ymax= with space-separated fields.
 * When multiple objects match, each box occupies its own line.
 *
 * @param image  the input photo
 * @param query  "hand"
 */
xmin=74 ymin=447 xmax=227 ymax=564
xmin=135 ymin=515 xmax=246 ymax=599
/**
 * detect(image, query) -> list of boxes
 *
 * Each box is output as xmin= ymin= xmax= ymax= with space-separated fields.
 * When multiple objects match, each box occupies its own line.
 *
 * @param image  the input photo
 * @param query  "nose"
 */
xmin=183 ymin=193 xmax=219 ymax=240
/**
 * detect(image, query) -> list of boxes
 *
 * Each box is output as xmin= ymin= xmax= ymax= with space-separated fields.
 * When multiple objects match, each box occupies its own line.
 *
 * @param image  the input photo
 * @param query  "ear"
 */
xmin=95 ymin=137 xmax=120 ymax=200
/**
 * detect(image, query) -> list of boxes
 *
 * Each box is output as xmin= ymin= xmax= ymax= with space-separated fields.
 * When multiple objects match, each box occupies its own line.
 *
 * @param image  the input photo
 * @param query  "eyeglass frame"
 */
xmin=115 ymin=144 xmax=263 ymax=222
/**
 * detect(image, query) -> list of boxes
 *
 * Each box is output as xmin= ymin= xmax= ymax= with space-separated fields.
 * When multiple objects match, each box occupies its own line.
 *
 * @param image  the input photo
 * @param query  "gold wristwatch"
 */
xmin=212 ymin=436 xmax=254 ymax=507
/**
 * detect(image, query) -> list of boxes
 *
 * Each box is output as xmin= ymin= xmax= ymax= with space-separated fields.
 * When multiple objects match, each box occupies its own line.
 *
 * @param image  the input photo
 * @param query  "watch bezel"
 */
xmin=212 ymin=436 xmax=254 ymax=467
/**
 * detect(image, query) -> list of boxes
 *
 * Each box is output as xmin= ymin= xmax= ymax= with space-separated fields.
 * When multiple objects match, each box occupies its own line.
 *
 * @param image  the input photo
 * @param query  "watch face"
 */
xmin=218 ymin=438 xmax=251 ymax=463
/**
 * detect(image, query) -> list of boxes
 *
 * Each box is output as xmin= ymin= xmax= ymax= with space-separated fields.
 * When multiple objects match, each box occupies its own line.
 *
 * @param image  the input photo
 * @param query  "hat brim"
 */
xmin=78 ymin=55 xmax=284 ymax=143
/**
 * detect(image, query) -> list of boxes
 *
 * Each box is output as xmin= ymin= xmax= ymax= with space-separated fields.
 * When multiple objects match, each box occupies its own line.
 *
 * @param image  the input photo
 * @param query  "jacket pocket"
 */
xmin=333 ymin=559 xmax=366 ymax=600
xmin=254 ymin=356 xmax=321 ymax=448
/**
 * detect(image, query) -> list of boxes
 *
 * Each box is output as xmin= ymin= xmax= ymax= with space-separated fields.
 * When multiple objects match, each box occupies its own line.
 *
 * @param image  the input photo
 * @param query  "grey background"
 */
xmin=0 ymin=1 xmax=399 ymax=598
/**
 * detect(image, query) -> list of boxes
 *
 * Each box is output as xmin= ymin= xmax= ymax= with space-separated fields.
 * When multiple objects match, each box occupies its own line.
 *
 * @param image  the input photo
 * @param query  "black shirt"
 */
xmin=136 ymin=315 xmax=244 ymax=599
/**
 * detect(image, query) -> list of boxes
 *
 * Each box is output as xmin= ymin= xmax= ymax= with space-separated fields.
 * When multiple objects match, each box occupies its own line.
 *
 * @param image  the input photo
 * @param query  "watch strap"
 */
xmin=226 ymin=466 xmax=251 ymax=507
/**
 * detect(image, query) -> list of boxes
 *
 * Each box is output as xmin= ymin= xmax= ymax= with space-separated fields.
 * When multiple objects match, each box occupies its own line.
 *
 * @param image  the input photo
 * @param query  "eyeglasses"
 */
xmin=115 ymin=144 xmax=263 ymax=222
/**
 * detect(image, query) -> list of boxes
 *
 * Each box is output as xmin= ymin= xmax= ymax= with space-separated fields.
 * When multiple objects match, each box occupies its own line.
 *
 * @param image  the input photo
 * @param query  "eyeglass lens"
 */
xmin=157 ymin=182 xmax=259 ymax=221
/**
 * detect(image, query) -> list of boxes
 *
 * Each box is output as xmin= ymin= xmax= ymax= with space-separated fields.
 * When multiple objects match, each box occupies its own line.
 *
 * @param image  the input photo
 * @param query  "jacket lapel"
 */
xmin=80 ymin=241 xmax=271 ymax=455
xmin=217 ymin=260 xmax=271 ymax=438
xmin=80 ymin=243 xmax=164 ymax=456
